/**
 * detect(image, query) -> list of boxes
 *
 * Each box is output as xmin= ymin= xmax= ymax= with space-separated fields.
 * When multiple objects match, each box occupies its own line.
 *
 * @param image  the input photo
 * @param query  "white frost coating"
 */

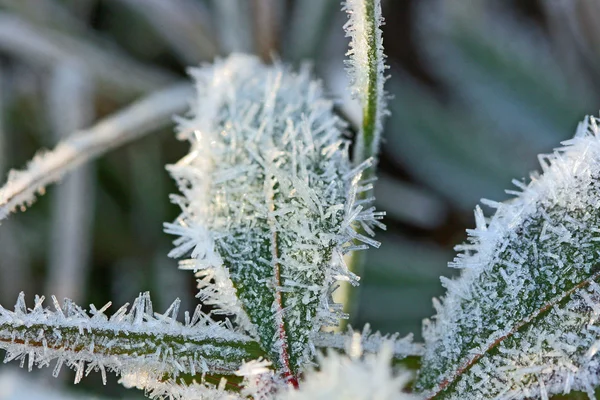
xmin=419 ymin=116 xmax=600 ymax=398
xmin=186 ymin=260 xmax=258 ymax=338
xmin=343 ymin=0 xmax=388 ymax=159
xmin=165 ymin=54 xmax=384 ymax=374
xmin=278 ymin=339 xmax=419 ymax=400
xmin=236 ymin=358 xmax=282 ymax=399
xmin=236 ymin=358 xmax=273 ymax=377
xmin=0 ymin=83 xmax=192 ymax=222
xmin=436 ymin=282 xmax=600 ymax=399
xmin=0 ymin=292 xmax=255 ymax=386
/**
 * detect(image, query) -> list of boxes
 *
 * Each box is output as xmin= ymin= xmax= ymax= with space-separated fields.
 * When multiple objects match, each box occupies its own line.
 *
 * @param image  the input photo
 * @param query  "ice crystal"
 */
xmin=278 ymin=333 xmax=419 ymax=400
xmin=0 ymin=292 xmax=260 ymax=386
xmin=417 ymin=116 xmax=600 ymax=399
xmin=165 ymin=54 xmax=383 ymax=381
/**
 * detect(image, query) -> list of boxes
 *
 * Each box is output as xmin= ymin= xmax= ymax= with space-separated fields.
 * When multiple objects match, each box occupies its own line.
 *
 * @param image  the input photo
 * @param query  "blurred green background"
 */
xmin=0 ymin=0 xmax=598 ymax=398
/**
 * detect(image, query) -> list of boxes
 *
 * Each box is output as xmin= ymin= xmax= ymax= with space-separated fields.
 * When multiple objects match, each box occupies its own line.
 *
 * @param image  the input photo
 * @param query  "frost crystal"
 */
xmin=0 ymin=292 xmax=259 ymax=386
xmin=165 ymin=54 xmax=383 ymax=381
xmin=278 ymin=334 xmax=418 ymax=400
xmin=418 ymin=116 xmax=600 ymax=399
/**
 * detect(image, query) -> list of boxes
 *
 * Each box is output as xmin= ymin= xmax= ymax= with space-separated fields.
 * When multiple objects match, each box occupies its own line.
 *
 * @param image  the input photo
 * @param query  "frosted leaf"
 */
xmin=166 ymin=54 xmax=384 ymax=383
xmin=343 ymin=0 xmax=388 ymax=166
xmin=277 ymin=338 xmax=419 ymax=400
xmin=417 ymin=116 xmax=600 ymax=399
xmin=0 ymin=292 xmax=262 ymax=387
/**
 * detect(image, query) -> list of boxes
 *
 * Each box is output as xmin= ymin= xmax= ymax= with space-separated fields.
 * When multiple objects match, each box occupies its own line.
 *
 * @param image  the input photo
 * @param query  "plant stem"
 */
xmin=342 ymin=0 xmax=387 ymax=328
xmin=0 ymin=83 xmax=192 ymax=222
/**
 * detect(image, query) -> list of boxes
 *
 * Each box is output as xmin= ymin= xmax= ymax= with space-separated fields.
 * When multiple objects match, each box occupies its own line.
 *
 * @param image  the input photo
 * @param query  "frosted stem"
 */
xmin=0 ymin=83 xmax=192 ymax=222
xmin=0 ymin=293 xmax=264 ymax=383
xmin=341 ymin=0 xmax=388 ymax=326
xmin=344 ymin=0 xmax=388 ymax=173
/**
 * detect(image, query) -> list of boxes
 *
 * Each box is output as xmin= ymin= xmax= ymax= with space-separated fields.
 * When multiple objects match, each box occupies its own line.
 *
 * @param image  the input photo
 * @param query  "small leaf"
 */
xmin=417 ymin=116 xmax=600 ymax=399
xmin=0 ymin=292 xmax=262 ymax=385
xmin=166 ymin=54 xmax=383 ymax=382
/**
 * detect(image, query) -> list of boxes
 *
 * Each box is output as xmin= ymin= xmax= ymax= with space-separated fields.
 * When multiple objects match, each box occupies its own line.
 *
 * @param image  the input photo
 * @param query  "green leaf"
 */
xmin=166 ymin=55 xmax=382 ymax=384
xmin=417 ymin=117 xmax=600 ymax=399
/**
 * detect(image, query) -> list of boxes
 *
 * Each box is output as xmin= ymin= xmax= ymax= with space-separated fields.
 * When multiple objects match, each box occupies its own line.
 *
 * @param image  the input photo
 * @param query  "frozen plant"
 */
xmin=2 ymin=0 xmax=600 ymax=399
xmin=0 ymin=0 xmax=419 ymax=398
xmin=163 ymin=52 xmax=384 ymax=386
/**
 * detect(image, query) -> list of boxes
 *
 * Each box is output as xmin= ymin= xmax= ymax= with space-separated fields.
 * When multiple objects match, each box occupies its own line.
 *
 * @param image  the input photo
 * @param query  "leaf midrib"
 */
xmin=428 ymin=269 xmax=600 ymax=399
